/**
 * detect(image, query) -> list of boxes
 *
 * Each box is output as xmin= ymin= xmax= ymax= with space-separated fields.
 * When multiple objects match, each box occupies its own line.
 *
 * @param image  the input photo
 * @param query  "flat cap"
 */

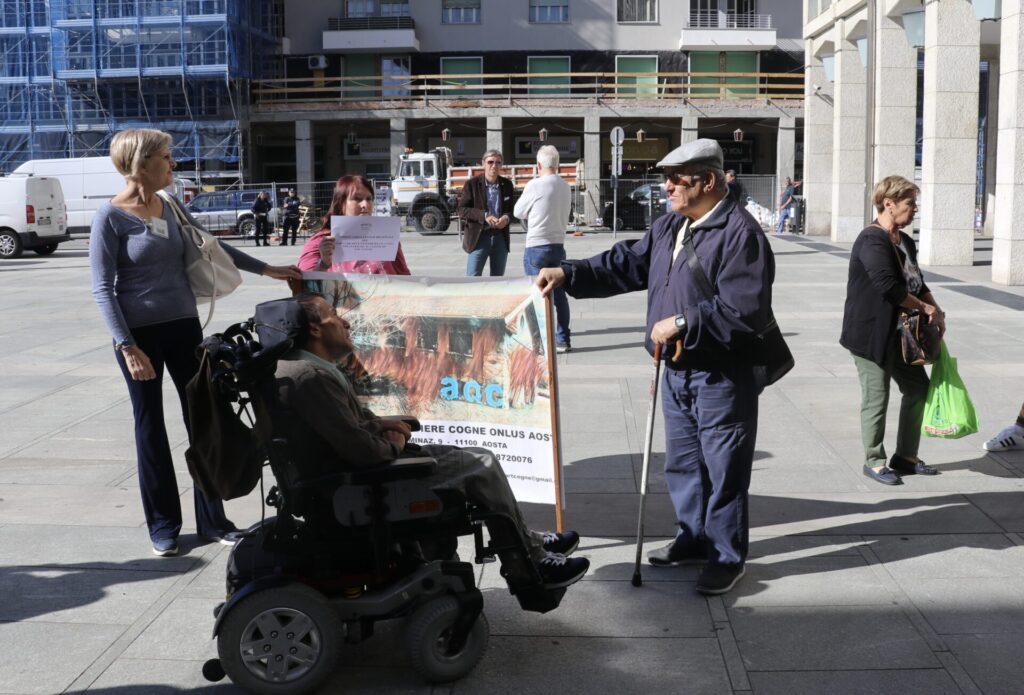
xmin=656 ymin=138 xmax=724 ymax=170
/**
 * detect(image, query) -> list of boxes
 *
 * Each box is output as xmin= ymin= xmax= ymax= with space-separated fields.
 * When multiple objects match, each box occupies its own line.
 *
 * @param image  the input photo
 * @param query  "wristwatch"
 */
xmin=674 ymin=314 xmax=687 ymax=334
xmin=114 ymin=337 xmax=134 ymax=351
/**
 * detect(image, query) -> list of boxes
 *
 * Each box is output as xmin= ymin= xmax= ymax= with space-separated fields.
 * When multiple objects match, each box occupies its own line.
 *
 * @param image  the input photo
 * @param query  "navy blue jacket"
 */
xmin=563 ymin=197 xmax=774 ymax=369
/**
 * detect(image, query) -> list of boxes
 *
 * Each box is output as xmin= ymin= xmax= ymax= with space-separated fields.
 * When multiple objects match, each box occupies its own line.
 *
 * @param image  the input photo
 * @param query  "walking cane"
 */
xmin=631 ymin=343 xmax=664 ymax=588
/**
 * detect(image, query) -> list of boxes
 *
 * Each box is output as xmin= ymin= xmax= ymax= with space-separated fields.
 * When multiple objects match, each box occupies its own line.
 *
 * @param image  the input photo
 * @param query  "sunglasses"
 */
xmin=663 ymin=171 xmax=702 ymax=186
xmin=484 ymin=159 xmax=502 ymax=165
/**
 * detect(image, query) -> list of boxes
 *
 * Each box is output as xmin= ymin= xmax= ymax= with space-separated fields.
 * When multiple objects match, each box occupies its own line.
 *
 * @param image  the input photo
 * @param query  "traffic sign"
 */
xmin=610 ymin=126 xmax=625 ymax=146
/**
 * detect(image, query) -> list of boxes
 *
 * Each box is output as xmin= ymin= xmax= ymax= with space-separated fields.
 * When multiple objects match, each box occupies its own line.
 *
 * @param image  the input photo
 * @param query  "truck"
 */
xmin=390 ymin=147 xmax=584 ymax=235
xmin=0 ymin=176 xmax=69 ymax=259
xmin=12 ymin=157 xmax=197 ymax=235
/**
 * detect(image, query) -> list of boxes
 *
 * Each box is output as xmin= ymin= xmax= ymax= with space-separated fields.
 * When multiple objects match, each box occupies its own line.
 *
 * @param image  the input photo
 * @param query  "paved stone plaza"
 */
xmin=2 ymin=228 xmax=1023 ymax=694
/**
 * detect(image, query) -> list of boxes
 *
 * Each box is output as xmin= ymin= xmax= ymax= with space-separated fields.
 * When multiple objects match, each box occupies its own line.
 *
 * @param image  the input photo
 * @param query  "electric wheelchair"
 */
xmin=197 ymin=299 xmax=568 ymax=695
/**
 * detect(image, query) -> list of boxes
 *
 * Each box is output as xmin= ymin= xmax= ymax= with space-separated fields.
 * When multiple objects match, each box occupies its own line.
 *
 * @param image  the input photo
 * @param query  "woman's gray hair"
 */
xmin=109 ymin=128 xmax=173 ymax=178
xmin=481 ymin=149 xmax=503 ymax=163
xmin=536 ymin=145 xmax=560 ymax=169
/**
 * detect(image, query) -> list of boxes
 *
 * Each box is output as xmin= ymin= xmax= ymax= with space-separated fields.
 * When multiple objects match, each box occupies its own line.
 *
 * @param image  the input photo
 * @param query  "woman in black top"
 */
xmin=840 ymin=176 xmax=945 ymax=485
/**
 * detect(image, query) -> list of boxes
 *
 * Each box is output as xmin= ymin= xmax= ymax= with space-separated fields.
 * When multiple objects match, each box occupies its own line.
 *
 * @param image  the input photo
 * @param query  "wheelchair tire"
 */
xmin=405 ymin=595 xmax=489 ymax=683
xmin=218 ymin=584 xmax=341 ymax=695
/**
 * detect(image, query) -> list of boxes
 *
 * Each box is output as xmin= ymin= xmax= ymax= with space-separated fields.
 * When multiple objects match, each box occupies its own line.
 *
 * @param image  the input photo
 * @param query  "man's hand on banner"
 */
xmin=378 ymin=417 xmax=413 ymax=446
xmin=535 ymin=267 xmax=566 ymax=297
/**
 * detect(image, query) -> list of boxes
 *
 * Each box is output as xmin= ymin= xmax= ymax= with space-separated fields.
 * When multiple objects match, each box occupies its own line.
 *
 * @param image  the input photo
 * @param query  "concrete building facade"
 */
xmin=803 ymin=0 xmax=1024 ymax=285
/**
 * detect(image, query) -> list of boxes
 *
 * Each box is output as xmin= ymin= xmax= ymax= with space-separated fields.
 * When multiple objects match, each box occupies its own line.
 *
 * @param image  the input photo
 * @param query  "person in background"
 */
xmin=297 ymin=174 xmax=410 ymax=275
xmin=840 ymin=175 xmax=945 ymax=485
xmin=281 ymin=188 xmax=301 ymax=246
xmin=458 ymin=149 xmax=514 ymax=277
xmin=775 ymin=176 xmax=800 ymax=235
xmin=984 ymin=404 xmax=1024 ymax=451
xmin=726 ymin=170 xmax=745 ymax=205
xmin=514 ymin=145 xmax=573 ymax=353
xmin=252 ymin=191 xmax=273 ymax=246
xmin=89 ymin=127 xmax=300 ymax=557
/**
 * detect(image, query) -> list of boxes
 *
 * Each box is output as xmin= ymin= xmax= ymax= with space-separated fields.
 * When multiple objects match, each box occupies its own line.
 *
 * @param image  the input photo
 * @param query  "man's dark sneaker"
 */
xmin=556 ymin=342 xmax=571 ymax=354
xmin=537 ymin=552 xmax=590 ymax=588
xmin=696 ymin=564 xmax=745 ymax=595
xmin=648 ymin=539 xmax=707 ymax=567
xmin=199 ymin=529 xmax=243 ymax=546
xmin=152 ymin=538 xmax=179 ymax=557
xmin=542 ymin=530 xmax=579 ymax=556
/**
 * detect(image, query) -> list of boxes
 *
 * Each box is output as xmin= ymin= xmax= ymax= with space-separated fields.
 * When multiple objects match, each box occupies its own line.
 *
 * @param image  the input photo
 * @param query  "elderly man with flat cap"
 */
xmin=536 ymin=138 xmax=775 ymax=595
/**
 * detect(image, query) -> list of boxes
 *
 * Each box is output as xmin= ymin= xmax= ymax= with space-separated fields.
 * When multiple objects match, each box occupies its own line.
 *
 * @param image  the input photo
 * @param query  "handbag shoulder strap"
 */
xmin=682 ymin=231 xmax=716 ymax=301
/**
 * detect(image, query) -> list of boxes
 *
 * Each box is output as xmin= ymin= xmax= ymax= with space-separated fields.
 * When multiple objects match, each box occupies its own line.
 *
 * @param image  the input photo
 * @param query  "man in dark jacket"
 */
xmin=536 ymin=139 xmax=775 ymax=595
xmin=281 ymin=188 xmax=301 ymax=246
xmin=457 ymin=149 xmax=515 ymax=276
xmin=251 ymin=191 xmax=273 ymax=247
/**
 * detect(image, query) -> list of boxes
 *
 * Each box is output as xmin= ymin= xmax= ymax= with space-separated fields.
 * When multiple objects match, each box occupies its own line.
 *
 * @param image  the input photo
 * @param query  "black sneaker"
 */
xmin=151 ymin=538 xmax=179 ymax=557
xmin=696 ymin=564 xmax=745 ymax=595
xmin=199 ymin=529 xmax=243 ymax=546
xmin=541 ymin=530 xmax=579 ymax=556
xmin=647 ymin=539 xmax=707 ymax=567
xmin=537 ymin=553 xmax=590 ymax=588
xmin=556 ymin=342 xmax=571 ymax=354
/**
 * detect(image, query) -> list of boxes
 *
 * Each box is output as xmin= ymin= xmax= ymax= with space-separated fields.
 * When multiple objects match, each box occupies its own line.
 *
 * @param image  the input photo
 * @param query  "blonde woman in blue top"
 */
xmin=90 ymin=128 xmax=300 ymax=556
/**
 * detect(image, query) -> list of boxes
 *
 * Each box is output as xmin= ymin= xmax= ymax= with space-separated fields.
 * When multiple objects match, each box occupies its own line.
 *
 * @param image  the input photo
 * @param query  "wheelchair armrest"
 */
xmin=336 ymin=456 xmax=436 ymax=485
xmin=379 ymin=416 xmax=421 ymax=432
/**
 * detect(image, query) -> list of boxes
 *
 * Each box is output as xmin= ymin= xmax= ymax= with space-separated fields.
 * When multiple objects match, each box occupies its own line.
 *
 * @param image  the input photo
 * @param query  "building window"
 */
xmin=343 ymin=0 xmax=375 ymax=17
xmin=528 ymin=56 xmax=570 ymax=95
xmin=615 ymin=55 xmax=658 ymax=95
xmin=440 ymin=56 xmax=483 ymax=96
xmin=617 ymin=0 xmax=657 ymax=23
xmin=382 ymin=56 xmax=411 ymax=97
xmin=381 ymin=1 xmax=410 ymax=16
xmin=529 ymin=0 xmax=569 ymax=23
xmin=442 ymin=0 xmax=481 ymax=24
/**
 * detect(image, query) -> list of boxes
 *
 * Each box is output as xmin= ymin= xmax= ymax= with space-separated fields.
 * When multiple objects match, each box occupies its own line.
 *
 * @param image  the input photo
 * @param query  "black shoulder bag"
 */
xmin=681 ymin=231 xmax=794 ymax=388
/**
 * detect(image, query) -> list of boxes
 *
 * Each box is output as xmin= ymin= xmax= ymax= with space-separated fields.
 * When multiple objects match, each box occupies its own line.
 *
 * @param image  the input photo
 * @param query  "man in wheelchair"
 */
xmin=273 ymin=292 xmax=589 ymax=590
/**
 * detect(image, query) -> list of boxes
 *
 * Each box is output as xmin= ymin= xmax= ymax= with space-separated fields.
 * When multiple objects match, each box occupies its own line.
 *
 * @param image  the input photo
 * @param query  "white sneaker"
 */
xmin=983 ymin=424 xmax=1024 ymax=452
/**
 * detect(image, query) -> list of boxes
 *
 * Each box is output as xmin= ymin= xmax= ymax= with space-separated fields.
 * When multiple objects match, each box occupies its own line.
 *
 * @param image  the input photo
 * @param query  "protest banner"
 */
xmin=301 ymin=273 xmax=564 ymax=519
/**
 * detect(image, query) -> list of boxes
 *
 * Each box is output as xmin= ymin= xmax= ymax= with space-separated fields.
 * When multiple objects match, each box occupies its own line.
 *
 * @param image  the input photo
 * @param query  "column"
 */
xmin=680 ymin=116 xmax=699 ymax=145
xmin=918 ymin=0 xmax=979 ymax=266
xmin=831 ymin=19 xmax=866 ymax=242
xmin=984 ymin=57 xmax=999 ymax=236
xmin=583 ymin=115 xmax=601 ymax=225
xmin=804 ymin=45 xmax=833 ymax=236
xmin=295 ymin=120 xmax=314 ymax=201
xmin=775 ymin=116 xmax=796 ymax=189
xmin=389 ymin=117 xmax=407 ymax=178
xmin=872 ymin=9 xmax=917 ymax=183
xmin=324 ymin=132 xmax=343 ymax=182
xmin=993 ymin=1 xmax=1024 ymax=284
xmin=486 ymin=116 xmax=503 ymax=155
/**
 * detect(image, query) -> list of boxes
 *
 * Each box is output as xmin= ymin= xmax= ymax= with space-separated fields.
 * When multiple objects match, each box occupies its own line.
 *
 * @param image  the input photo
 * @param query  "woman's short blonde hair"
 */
xmin=109 ymin=128 xmax=172 ymax=177
xmin=872 ymin=175 xmax=919 ymax=213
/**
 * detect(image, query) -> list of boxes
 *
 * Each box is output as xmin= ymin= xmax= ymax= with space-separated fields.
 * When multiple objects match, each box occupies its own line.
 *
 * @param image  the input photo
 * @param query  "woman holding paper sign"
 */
xmin=297 ymin=175 xmax=410 ymax=275
xmin=89 ymin=128 xmax=300 ymax=558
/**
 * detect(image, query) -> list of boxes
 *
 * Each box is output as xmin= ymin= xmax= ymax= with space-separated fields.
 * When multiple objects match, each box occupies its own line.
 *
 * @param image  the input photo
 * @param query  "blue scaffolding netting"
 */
xmin=0 ymin=0 xmax=282 ymax=174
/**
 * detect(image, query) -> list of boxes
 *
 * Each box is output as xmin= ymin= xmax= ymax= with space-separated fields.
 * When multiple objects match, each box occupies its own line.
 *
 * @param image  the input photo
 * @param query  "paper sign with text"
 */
xmin=329 ymin=215 xmax=401 ymax=263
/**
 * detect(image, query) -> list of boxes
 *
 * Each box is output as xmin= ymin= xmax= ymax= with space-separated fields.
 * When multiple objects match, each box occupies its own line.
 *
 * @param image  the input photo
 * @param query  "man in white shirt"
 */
xmin=514 ymin=145 xmax=573 ymax=352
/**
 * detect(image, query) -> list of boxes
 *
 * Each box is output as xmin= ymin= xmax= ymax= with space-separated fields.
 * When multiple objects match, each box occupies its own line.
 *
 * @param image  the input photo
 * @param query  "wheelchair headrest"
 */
xmin=198 ymin=323 xmax=294 ymax=391
xmin=253 ymin=298 xmax=309 ymax=353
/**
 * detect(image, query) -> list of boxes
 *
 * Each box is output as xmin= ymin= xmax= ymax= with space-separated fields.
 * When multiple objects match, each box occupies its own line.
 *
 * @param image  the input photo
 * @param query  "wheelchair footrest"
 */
xmin=512 ymin=584 xmax=567 ymax=614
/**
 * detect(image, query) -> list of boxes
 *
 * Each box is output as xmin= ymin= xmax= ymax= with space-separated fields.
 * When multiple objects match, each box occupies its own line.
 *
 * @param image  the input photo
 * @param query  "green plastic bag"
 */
xmin=922 ymin=342 xmax=979 ymax=439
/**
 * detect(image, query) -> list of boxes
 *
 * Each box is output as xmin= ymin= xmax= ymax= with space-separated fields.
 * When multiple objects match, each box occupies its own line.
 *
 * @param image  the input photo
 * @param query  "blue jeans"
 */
xmin=661 ymin=364 xmax=759 ymax=567
xmin=523 ymin=243 xmax=571 ymax=346
xmin=466 ymin=230 xmax=508 ymax=277
xmin=776 ymin=206 xmax=792 ymax=235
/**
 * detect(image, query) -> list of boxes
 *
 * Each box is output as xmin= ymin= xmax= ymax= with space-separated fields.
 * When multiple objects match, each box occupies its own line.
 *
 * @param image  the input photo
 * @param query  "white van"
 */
xmin=0 ymin=176 xmax=69 ymax=259
xmin=12 ymin=157 xmax=197 ymax=235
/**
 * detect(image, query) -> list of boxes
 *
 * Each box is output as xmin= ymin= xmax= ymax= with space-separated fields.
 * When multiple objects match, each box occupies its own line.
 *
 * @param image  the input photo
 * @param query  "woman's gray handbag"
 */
xmin=158 ymin=191 xmax=242 ymax=328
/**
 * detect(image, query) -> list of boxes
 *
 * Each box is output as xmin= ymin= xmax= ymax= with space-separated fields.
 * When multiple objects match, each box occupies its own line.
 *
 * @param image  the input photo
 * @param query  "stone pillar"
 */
xmin=872 ymin=9 xmax=917 ymax=183
xmin=984 ymin=57 xmax=999 ymax=236
xmin=993 ymin=1 xmax=1024 ymax=284
xmin=486 ymin=116 xmax=503 ymax=156
xmin=804 ymin=46 xmax=833 ymax=236
xmin=918 ymin=0 xmax=979 ymax=266
xmin=831 ymin=19 xmax=867 ymax=242
xmin=389 ymin=118 xmax=407 ymax=178
xmin=681 ymin=116 xmax=699 ymax=144
xmin=776 ymin=116 xmax=796 ymax=190
xmin=295 ymin=120 xmax=314 ymax=201
xmin=324 ymin=132 xmax=343 ymax=182
xmin=583 ymin=115 xmax=601 ymax=225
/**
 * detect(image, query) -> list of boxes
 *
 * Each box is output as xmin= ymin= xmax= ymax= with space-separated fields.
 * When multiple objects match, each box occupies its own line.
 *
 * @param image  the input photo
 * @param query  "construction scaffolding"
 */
xmin=0 ymin=0 xmax=282 ymax=181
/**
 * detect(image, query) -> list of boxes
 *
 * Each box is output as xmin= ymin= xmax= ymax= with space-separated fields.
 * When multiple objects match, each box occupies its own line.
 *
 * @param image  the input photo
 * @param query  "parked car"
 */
xmin=186 ymin=190 xmax=276 ymax=237
xmin=600 ymin=182 xmax=666 ymax=230
xmin=0 ymin=175 xmax=69 ymax=259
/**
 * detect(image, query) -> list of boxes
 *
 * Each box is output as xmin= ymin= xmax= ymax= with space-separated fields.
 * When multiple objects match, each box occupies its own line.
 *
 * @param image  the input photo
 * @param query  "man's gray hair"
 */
xmin=481 ymin=149 xmax=503 ymax=163
xmin=683 ymin=166 xmax=727 ymax=193
xmin=536 ymin=145 xmax=560 ymax=169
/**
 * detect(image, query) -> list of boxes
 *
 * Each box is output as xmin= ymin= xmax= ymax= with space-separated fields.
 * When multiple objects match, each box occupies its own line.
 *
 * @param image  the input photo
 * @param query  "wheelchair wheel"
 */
xmin=218 ymin=584 xmax=341 ymax=695
xmin=405 ymin=595 xmax=489 ymax=683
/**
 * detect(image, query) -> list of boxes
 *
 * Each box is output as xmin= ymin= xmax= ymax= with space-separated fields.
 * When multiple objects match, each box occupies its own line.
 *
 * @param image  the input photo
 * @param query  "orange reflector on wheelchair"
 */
xmin=409 ymin=499 xmax=442 ymax=515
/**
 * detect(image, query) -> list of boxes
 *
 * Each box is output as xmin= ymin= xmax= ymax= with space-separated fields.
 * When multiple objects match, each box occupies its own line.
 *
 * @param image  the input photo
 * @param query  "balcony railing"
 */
xmin=250 ymin=70 xmax=803 ymax=108
xmin=686 ymin=11 xmax=772 ymax=29
xmin=326 ymin=16 xmax=414 ymax=30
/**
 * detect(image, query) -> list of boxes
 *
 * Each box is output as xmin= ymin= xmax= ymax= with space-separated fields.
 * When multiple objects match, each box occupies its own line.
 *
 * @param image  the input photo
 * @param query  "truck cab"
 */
xmin=391 ymin=148 xmax=454 ymax=235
